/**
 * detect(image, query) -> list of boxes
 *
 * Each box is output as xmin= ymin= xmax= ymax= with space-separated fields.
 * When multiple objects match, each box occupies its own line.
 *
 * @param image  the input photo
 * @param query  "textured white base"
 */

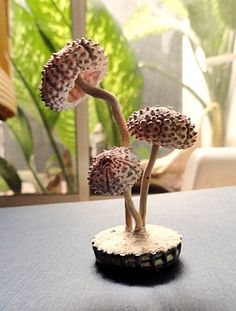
xmin=93 ymin=225 xmax=182 ymax=255
xmin=92 ymin=225 xmax=182 ymax=270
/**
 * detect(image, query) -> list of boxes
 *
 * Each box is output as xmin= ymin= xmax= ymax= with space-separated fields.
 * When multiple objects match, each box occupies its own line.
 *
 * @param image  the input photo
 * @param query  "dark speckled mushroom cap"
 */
xmin=40 ymin=37 xmax=108 ymax=111
xmin=88 ymin=147 xmax=142 ymax=196
xmin=127 ymin=106 xmax=197 ymax=149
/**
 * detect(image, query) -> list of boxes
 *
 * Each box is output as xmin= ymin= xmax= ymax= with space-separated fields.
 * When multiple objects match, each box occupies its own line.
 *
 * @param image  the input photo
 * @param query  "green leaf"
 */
xmin=25 ymin=0 xmax=72 ymax=50
xmin=217 ymin=0 xmax=236 ymax=30
xmin=22 ymin=0 xmax=76 ymax=154
xmin=6 ymin=107 xmax=34 ymax=162
xmin=182 ymin=0 xmax=235 ymax=108
xmin=12 ymin=0 xmax=75 ymax=191
xmin=182 ymin=0 xmax=225 ymax=57
xmin=0 ymin=157 xmax=22 ymax=193
xmin=124 ymin=4 xmax=171 ymax=41
xmin=139 ymin=62 xmax=207 ymax=108
xmin=89 ymin=97 xmax=119 ymax=146
xmin=55 ymin=109 xmax=76 ymax=155
xmin=86 ymin=0 xmax=143 ymax=146
xmin=124 ymin=1 xmax=189 ymax=42
xmin=6 ymin=107 xmax=46 ymax=193
xmin=160 ymin=0 xmax=188 ymax=18
xmin=88 ymin=100 xmax=99 ymax=134
xmin=12 ymin=0 xmax=71 ymax=128
xmin=0 ymin=176 xmax=10 ymax=192
xmin=35 ymin=21 xmax=57 ymax=53
xmin=11 ymin=0 xmax=59 ymax=128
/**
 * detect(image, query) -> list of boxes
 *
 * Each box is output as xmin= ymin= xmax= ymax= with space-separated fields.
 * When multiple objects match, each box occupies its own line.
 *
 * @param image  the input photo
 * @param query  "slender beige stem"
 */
xmin=125 ymin=187 xmax=133 ymax=231
xmin=76 ymin=75 xmax=135 ymax=231
xmin=76 ymin=75 xmax=129 ymax=147
xmin=124 ymin=189 xmax=143 ymax=232
xmin=139 ymin=144 xmax=160 ymax=227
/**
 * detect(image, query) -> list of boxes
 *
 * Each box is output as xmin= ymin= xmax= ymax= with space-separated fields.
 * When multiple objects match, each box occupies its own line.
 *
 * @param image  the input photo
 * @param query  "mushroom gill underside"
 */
xmin=40 ymin=38 xmax=108 ymax=111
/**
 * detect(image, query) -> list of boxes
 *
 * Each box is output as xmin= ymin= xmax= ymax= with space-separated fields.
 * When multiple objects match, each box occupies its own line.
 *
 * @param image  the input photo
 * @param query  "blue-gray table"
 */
xmin=0 ymin=187 xmax=236 ymax=311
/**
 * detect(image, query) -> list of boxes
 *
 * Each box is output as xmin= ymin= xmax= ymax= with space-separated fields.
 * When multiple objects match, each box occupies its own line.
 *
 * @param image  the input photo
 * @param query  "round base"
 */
xmin=92 ymin=225 xmax=182 ymax=271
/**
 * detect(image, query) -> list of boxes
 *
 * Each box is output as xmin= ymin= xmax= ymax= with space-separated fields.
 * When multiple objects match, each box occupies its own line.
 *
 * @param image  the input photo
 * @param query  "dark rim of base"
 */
xmin=92 ymin=241 xmax=182 ymax=271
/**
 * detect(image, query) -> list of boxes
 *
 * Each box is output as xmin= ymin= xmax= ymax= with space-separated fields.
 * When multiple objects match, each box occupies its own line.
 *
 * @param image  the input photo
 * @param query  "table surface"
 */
xmin=0 ymin=187 xmax=236 ymax=311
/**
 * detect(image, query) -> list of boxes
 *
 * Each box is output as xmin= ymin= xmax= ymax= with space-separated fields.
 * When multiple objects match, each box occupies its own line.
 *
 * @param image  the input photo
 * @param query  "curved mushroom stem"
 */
xmin=139 ymin=144 xmax=160 ymax=227
xmin=75 ymin=75 xmax=129 ymax=148
xmin=76 ymin=75 xmax=135 ymax=231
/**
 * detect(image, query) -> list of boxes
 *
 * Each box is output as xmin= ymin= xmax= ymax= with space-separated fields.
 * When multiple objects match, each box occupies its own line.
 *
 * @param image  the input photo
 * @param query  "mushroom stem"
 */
xmin=124 ymin=189 xmax=143 ymax=232
xmin=139 ymin=144 xmax=160 ymax=226
xmin=75 ymin=75 xmax=130 ymax=148
xmin=125 ymin=188 xmax=133 ymax=231
xmin=76 ymin=75 xmax=134 ymax=231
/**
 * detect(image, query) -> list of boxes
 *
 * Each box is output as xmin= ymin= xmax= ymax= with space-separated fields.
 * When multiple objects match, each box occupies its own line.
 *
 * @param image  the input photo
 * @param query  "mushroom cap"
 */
xmin=127 ymin=106 xmax=197 ymax=149
xmin=88 ymin=147 xmax=142 ymax=195
xmin=40 ymin=37 xmax=108 ymax=111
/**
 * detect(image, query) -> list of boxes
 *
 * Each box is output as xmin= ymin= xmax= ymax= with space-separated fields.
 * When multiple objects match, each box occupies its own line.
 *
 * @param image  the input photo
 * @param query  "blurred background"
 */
xmin=1 ymin=0 xmax=236 ymax=205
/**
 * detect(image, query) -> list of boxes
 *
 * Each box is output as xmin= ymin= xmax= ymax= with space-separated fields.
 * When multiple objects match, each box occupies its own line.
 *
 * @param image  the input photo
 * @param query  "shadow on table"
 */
xmin=95 ymin=260 xmax=184 ymax=286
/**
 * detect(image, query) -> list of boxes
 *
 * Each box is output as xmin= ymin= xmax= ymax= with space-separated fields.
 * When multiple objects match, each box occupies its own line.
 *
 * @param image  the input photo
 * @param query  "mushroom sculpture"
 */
xmin=40 ymin=38 xmax=197 ymax=271
xmin=92 ymin=106 xmax=197 ymax=269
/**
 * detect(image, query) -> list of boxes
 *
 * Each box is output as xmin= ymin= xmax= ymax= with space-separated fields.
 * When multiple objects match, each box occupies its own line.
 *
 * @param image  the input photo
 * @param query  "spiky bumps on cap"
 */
xmin=40 ymin=37 xmax=108 ymax=111
xmin=88 ymin=147 xmax=142 ymax=195
xmin=127 ymin=106 xmax=197 ymax=149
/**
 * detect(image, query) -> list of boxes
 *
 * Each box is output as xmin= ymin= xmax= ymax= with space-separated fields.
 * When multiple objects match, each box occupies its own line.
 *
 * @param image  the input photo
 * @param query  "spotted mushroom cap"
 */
xmin=40 ymin=37 xmax=108 ymax=111
xmin=127 ymin=106 xmax=197 ymax=149
xmin=88 ymin=147 xmax=142 ymax=195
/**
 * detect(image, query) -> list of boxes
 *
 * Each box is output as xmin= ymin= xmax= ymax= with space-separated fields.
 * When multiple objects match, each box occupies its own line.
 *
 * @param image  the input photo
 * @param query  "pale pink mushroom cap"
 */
xmin=40 ymin=37 xmax=108 ymax=111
